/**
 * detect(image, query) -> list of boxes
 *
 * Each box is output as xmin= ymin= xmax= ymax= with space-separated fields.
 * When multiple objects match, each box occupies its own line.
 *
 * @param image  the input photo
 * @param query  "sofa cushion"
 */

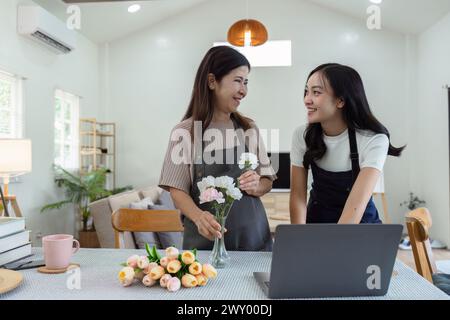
xmin=139 ymin=186 xmax=163 ymax=202
xmin=89 ymin=198 xmax=114 ymax=248
xmin=109 ymin=190 xmax=141 ymax=212
xmin=157 ymin=190 xmax=176 ymax=210
xmin=108 ymin=190 xmax=141 ymax=249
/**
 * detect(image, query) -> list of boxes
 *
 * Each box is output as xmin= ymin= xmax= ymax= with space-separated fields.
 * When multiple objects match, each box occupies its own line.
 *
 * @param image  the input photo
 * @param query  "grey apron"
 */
xmin=182 ymin=118 xmax=273 ymax=251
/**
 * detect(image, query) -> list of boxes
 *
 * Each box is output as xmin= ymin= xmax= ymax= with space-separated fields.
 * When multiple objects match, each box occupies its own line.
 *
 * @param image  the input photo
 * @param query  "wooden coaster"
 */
xmin=37 ymin=263 xmax=80 ymax=274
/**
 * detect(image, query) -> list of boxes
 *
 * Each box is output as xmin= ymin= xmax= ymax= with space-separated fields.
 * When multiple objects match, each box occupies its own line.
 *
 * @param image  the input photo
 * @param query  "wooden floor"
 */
xmin=397 ymin=249 xmax=450 ymax=271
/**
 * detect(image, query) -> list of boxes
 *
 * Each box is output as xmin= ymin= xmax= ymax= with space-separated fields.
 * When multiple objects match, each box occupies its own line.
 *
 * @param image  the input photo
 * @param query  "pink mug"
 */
xmin=42 ymin=234 xmax=80 ymax=269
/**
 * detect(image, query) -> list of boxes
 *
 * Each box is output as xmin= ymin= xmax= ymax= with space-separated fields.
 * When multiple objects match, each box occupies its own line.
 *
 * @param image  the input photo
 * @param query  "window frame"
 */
xmin=54 ymin=89 xmax=80 ymax=170
xmin=0 ymin=69 xmax=24 ymax=139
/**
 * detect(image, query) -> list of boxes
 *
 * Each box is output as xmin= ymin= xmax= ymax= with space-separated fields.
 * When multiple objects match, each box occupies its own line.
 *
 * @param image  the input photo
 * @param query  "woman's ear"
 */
xmin=336 ymin=98 xmax=345 ymax=109
xmin=207 ymin=73 xmax=216 ymax=90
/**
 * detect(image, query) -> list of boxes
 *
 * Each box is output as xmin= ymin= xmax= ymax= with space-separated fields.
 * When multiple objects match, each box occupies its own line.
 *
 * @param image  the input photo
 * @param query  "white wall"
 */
xmin=106 ymin=0 xmax=411 ymax=228
xmin=416 ymin=12 xmax=450 ymax=246
xmin=0 ymin=0 xmax=100 ymax=244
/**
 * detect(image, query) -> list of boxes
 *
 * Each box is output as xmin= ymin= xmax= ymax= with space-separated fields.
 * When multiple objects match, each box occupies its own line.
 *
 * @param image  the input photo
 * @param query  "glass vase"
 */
xmin=209 ymin=205 xmax=232 ymax=268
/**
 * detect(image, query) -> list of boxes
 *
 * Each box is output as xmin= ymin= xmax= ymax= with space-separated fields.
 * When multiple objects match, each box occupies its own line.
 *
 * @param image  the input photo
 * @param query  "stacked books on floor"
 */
xmin=0 ymin=217 xmax=32 ymax=267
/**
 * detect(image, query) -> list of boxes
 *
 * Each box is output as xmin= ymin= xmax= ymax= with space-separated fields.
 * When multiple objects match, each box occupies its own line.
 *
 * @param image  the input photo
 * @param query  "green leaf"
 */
xmin=120 ymin=262 xmax=127 ymax=267
xmin=192 ymin=248 xmax=197 ymax=259
xmin=145 ymin=243 xmax=152 ymax=258
xmin=151 ymin=245 xmax=157 ymax=260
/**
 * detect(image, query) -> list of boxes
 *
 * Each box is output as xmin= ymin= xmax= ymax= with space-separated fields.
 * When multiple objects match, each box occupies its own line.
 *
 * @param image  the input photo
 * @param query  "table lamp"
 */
xmin=0 ymin=139 xmax=32 ymax=217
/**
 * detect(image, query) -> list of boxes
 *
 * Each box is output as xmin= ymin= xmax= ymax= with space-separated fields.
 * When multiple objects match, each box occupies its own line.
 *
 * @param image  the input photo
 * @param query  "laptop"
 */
xmin=254 ymin=224 xmax=403 ymax=299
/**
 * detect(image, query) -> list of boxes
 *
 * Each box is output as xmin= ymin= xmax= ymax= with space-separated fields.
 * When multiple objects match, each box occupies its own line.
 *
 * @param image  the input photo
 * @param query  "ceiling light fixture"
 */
xmin=128 ymin=4 xmax=141 ymax=13
xmin=227 ymin=0 xmax=268 ymax=47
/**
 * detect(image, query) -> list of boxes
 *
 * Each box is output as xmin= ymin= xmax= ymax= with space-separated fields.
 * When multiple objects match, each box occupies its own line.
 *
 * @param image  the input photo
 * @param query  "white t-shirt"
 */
xmin=291 ymin=124 xmax=389 ymax=172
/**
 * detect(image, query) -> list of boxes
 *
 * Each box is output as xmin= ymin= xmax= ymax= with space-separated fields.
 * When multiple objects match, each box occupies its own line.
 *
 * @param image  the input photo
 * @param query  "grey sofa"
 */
xmin=89 ymin=186 xmax=183 ymax=249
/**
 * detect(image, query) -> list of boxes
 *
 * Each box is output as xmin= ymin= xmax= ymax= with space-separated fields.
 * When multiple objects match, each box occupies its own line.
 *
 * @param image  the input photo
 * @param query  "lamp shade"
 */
xmin=0 ymin=139 xmax=32 ymax=176
xmin=227 ymin=19 xmax=268 ymax=47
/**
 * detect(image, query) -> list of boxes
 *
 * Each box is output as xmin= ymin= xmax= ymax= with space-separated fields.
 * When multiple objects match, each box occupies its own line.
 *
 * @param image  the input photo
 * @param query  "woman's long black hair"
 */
xmin=303 ymin=63 xmax=406 ymax=169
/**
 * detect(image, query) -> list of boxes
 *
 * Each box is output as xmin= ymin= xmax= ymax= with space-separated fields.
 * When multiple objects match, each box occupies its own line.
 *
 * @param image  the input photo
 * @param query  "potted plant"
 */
xmin=41 ymin=165 xmax=132 ymax=247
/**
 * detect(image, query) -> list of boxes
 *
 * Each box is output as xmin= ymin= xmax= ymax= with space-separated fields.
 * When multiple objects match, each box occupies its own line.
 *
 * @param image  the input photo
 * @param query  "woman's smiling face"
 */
xmin=304 ymin=71 xmax=343 ymax=124
xmin=212 ymin=65 xmax=249 ymax=114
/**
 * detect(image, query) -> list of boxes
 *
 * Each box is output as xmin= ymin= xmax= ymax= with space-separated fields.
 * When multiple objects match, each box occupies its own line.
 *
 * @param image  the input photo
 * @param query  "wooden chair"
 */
xmin=405 ymin=208 xmax=450 ymax=294
xmin=111 ymin=208 xmax=184 ymax=249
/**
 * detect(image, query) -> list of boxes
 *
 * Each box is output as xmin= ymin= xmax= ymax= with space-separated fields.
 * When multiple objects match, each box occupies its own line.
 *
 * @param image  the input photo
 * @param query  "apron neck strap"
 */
xmin=348 ymin=128 xmax=360 ymax=184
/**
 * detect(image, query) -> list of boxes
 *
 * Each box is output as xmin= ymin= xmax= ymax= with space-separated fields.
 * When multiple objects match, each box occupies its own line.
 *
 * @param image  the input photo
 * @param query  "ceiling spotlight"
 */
xmin=128 ymin=4 xmax=141 ymax=13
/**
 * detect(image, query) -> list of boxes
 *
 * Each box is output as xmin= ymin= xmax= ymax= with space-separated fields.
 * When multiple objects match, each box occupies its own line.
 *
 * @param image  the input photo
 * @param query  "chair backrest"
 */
xmin=405 ymin=207 xmax=437 ymax=282
xmin=111 ymin=208 xmax=184 ymax=249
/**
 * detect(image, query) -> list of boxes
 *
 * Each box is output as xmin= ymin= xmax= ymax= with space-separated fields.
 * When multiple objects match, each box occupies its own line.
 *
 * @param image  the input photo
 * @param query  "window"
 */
xmin=0 ymin=70 xmax=24 ymax=138
xmin=54 ymin=89 xmax=79 ymax=170
xmin=213 ymin=40 xmax=292 ymax=67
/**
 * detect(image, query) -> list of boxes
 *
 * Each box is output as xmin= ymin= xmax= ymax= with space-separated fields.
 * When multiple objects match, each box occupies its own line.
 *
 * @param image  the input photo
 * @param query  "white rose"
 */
xmin=197 ymin=176 xmax=216 ymax=193
xmin=238 ymin=153 xmax=259 ymax=170
xmin=229 ymin=187 xmax=243 ymax=200
xmin=215 ymin=176 xmax=235 ymax=190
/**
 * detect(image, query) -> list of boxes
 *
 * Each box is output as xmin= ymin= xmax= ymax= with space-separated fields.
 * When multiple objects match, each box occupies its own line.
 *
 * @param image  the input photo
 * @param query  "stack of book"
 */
xmin=0 ymin=217 xmax=32 ymax=267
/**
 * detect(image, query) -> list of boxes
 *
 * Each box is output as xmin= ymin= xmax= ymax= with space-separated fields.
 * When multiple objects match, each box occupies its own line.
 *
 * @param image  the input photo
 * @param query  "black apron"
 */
xmin=182 ymin=119 xmax=273 ymax=251
xmin=306 ymin=129 xmax=382 ymax=224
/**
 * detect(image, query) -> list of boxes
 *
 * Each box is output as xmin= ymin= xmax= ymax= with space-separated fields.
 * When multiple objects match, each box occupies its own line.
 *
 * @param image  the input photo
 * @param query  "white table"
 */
xmin=1 ymin=248 xmax=448 ymax=300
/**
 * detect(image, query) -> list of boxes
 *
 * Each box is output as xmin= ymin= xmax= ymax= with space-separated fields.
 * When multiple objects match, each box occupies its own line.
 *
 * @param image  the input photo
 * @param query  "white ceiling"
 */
xmin=307 ymin=0 xmax=450 ymax=35
xmin=33 ymin=0 xmax=209 ymax=44
xmin=33 ymin=0 xmax=450 ymax=44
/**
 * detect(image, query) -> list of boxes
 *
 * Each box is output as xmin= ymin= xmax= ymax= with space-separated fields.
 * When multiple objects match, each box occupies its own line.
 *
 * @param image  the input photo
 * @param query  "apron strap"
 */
xmin=348 ymin=128 xmax=360 ymax=185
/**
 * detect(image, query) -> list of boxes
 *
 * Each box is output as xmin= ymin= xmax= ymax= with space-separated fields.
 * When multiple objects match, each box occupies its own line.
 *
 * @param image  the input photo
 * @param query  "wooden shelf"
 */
xmin=79 ymin=118 xmax=116 ymax=189
xmin=80 ymin=131 xmax=114 ymax=136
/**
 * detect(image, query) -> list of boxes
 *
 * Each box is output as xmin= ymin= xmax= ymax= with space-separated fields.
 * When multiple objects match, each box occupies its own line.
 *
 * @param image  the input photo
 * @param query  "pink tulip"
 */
xmin=137 ymin=256 xmax=149 ymax=269
xmin=181 ymin=274 xmax=198 ymax=288
xmin=188 ymin=262 xmax=202 ymax=275
xmin=195 ymin=274 xmax=208 ymax=286
xmin=150 ymin=265 xmax=165 ymax=280
xmin=159 ymin=256 xmax=170 ymax=268
xmin=202 ymin=264 xmax=218 ymax=279
xmin=181 ymin=251 xmax=195 ymax=265
xmin=118 ymin=266 xmax=135 ymax=287
xmin=142 ymin=275 xmax=156 ymax=287
xmin=167 ymin=277 xmax=181 ymax=292
xmin=160 ymin=274 xmax=172 ymax=288
xmin=167 ymin=260 xmax=182 ymax=274
xmin=165 ymin=247 xmax=179 ymax=259
xmin=143 ymin=262 xmax=159 ymax=275
xmin=126 ymin=255 xmax=139 ymax=268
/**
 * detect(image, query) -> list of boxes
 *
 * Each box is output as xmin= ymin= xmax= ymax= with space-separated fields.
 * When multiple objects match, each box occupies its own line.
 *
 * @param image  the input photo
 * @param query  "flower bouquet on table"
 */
xmin=118 ymin=244 xmax=218 ymax=292
xmin=198 ymin=175 xmax=243 ymax=268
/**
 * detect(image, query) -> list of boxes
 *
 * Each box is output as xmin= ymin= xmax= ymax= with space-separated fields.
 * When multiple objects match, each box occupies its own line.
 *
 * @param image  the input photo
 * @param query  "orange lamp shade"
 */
xmin=227 ymin=19 xmax=268 ymax=47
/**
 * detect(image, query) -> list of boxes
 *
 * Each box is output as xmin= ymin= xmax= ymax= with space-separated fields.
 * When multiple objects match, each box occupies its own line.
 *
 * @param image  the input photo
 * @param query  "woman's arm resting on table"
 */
xmin=338 ymin=167 xmax=381 ymax=224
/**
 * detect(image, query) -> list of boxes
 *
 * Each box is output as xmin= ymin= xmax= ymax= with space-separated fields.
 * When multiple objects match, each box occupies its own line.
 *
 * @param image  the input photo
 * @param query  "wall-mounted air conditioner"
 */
xmin=17 ymin=5 xmax=76 ymax=54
